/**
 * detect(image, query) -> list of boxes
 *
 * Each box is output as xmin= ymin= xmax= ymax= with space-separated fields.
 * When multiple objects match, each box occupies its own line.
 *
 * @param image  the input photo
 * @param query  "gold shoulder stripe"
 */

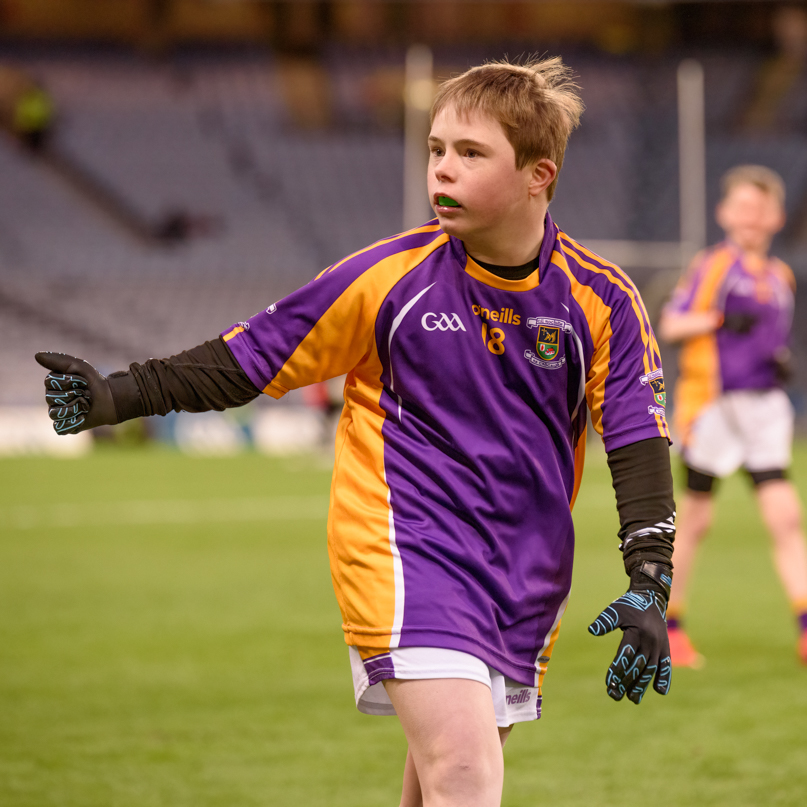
xmin=691 ymin=246 xmax=735 ymax=311
xmin=558 ymin=234 xmax=654 ymax=339
xmin=323 ymin=224 xmax=444 ymax=276
xmin=557 ymin=235 xmax=656 ymax=375
xmin=553 ymin=246 xmax=669 ymax=442
xmin=551 ymin=250 xmax=611 ymax=437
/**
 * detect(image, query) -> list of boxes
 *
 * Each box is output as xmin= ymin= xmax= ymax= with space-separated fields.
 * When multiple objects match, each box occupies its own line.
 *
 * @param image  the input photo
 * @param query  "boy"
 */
xmin=37 ymin=58 xmax=675 ymax=807
xmin=659 ymin=165 xmax=807 ymax=667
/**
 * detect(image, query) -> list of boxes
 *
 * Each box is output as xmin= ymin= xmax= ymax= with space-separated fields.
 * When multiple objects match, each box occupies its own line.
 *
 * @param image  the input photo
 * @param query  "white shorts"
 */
xmin=349 ymin=646 xmax=541 ymax=728
xmin=684 ymin=388 xmax=793 ymax=478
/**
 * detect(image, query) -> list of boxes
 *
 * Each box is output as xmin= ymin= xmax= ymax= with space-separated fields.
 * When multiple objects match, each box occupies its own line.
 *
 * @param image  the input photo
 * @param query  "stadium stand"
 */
xmin=2 ymin=45 xmax=806 ymax=410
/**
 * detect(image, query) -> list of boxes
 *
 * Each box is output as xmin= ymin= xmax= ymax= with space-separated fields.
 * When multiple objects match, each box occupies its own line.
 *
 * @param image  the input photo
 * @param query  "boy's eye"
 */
xmin=430 ymin=147 xmax=443 ymax=157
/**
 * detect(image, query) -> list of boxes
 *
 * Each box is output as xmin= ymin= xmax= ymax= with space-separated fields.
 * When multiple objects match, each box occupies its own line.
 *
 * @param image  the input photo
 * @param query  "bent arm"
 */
xmin=657 ymin=309 xmax=722 ymax=344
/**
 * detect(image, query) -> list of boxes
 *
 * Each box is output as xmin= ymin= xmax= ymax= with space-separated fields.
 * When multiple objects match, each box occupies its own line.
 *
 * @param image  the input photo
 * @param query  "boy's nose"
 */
xmin=434 ymin=154 xmax=457 ymax=181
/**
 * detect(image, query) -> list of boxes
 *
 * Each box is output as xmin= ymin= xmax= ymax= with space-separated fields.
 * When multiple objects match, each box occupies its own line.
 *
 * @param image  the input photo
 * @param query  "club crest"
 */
xmin=537 ymin=325 xmax=560 ymax=361
xmin=639 ymin=369 xmax=666 ymax=407
xmin=524 ymin=316 xmax=572 ymax=370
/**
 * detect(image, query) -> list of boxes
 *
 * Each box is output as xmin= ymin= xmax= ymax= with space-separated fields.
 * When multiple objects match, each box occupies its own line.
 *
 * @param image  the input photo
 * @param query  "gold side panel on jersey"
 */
xmin=328 ymin=345 xmax=399 ymax=650
xmin=675 ymin=334 xmax=719 ymax=446
xmin=674 ymin=247 xmax=735 ymax=445
xmin=273 ymin=233 xmax=452 ymax=652
xmin=569 ymin=426 xmax=587 ymax=511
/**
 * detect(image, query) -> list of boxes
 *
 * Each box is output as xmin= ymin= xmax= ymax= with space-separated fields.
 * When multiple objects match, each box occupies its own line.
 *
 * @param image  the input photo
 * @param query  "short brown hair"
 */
xmin=430 ymin=56 xmax=583 ymax=201
xmin=720 ymin=165 xmax=785 ymax=207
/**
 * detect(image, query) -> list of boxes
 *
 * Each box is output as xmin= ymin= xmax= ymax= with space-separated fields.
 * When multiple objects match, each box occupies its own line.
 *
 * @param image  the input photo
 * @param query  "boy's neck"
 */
xmin=727 ymin=236 xmax=771 ymax=264
xmin=461 ymin=208 xmax=548 ymax=267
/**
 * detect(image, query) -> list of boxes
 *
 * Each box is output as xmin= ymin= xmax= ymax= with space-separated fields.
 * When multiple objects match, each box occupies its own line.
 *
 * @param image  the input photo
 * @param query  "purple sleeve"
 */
xmin=595 ymin=293 xmax=671 ymax=452
xmin=220 ymin=262 xmax=375 ymax=397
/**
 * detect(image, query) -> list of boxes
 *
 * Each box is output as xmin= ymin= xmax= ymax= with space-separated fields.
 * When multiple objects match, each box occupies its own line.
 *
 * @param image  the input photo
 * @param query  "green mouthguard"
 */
xmin=438 ymin=196 xmax=460 ymax=207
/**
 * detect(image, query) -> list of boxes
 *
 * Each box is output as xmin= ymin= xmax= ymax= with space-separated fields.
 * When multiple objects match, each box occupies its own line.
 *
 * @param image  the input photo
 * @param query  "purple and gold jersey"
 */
xmin=664 ymin=242 xmax=795 ymax=445
xmin=222 ymin=214 xmax=669 ymax=689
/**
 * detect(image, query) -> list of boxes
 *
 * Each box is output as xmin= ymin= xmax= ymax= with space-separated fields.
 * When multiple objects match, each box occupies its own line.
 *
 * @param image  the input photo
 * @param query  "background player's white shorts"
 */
xmin=349 ymin=646 xmax=541 ymax=727
xmin=684 ymin=388 xmax=793 ymax=478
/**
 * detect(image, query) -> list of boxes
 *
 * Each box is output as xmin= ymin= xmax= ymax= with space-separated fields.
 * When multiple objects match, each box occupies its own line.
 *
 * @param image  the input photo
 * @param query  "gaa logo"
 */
xmin=421 ymin=312 xmax=467 ymax=332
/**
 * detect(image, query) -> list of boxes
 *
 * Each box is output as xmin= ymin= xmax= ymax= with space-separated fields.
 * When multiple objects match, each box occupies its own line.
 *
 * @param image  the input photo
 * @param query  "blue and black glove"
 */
xmin=588 ymin=560 xmax=672 ymax=704
xmin=35 ymin=352 xmax=118 ymax=435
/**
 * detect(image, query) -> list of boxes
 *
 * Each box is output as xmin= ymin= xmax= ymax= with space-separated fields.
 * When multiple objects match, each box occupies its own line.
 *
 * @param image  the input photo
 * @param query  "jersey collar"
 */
xmin=451 ymin=213 xmax=558 ymax=292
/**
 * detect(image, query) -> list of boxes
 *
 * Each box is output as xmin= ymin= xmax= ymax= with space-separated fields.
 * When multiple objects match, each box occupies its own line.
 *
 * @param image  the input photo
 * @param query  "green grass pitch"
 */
xmin=1 ymin=441 xmax=806 ymax=806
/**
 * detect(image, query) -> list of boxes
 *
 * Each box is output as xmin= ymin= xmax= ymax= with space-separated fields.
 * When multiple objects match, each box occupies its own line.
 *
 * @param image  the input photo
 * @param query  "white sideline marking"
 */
xmin=2 ymin=484 xmax=615 ymax=531
xmin=2 ymin=495 xmax=330 ymax=531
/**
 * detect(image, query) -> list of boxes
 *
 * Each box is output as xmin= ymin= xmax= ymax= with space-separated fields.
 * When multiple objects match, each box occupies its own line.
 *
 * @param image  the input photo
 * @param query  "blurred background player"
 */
xmin=659 ymin=165 xmax=807 ymax=666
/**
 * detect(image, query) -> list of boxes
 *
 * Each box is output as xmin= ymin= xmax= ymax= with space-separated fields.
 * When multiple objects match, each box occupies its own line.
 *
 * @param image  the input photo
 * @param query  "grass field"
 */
xmin=1 ymin=441 xmax=806 ymax=806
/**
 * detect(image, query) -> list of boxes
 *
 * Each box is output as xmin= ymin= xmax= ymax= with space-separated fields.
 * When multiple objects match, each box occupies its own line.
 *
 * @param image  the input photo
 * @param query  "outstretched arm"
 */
xmin=588 ymin=437 xmax=676 ymax=704
xmin=36 ymin=337 xmax=260 ymax=435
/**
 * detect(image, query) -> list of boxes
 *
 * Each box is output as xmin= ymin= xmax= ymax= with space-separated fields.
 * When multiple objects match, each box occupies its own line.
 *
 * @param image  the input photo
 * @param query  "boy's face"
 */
xmin=716 ymin=182 xmax=785 ymax=253
xmin=427 ymin=104 xmax=549 ymax=248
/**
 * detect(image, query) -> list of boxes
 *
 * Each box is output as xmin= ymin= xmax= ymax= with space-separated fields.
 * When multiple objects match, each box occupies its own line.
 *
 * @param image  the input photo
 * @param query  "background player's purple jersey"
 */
xmin=222 ymin=214 xmax=668 ymax=691
xmin=667 ymin=242 xmax=795 ymax=393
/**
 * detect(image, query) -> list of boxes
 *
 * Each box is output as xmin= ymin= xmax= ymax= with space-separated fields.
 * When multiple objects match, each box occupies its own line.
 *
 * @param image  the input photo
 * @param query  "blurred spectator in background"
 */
xmin=659 ymin=165 xmax=807 ymax=667
xmin=0 ymin=65 xmax=54 ymax=151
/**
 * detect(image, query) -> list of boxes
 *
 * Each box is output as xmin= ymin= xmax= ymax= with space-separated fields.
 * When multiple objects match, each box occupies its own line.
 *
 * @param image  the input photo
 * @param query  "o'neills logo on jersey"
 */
xmin=421 ymin=312 xmax=466 ymax=332
xmin=471 ymin=304 xmax=521 ymax=325
xmin=640 ymin=368 xmax=666 ymax=407
xmin=525 ymin=316 xmax=572 ymax=369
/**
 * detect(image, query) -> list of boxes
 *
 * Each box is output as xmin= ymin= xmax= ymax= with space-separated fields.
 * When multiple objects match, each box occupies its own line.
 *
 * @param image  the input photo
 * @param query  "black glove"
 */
xmin=35 ymin=352 xmax=117 ymax=435
xmin=721 ymin=311 xmax=757 ymax=335
xmin=588 ymin=561 xmax=672 ymax=704
xmin=772 ymin=346 xmax=793 ymax=384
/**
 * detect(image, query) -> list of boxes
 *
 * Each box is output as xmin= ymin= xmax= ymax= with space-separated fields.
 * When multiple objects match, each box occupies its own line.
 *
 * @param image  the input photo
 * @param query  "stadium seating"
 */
xmin=1 ymin=45 xmax=806 ymax=409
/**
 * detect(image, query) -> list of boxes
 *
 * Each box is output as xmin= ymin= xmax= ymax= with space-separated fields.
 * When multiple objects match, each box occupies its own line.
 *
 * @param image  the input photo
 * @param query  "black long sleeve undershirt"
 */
xmin=106 ymin=336 xmax=259 ymax=423
xmin=607 ymin=436 xmax=676 ymax=588
xmin=108 ymin=336 xmax=675 ymax=590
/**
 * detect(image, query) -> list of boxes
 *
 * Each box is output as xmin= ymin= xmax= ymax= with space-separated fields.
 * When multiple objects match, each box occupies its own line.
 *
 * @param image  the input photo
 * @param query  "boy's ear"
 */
xmin=529 ymin=159 xmax=558 ymax=198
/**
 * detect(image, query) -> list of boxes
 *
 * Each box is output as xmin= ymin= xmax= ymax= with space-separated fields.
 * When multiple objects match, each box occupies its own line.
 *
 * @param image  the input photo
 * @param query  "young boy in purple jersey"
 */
xmin=36 ymin=57 xmax=676 ymax=807
xmin=660 ymin=166 xmax=807 ymax=668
